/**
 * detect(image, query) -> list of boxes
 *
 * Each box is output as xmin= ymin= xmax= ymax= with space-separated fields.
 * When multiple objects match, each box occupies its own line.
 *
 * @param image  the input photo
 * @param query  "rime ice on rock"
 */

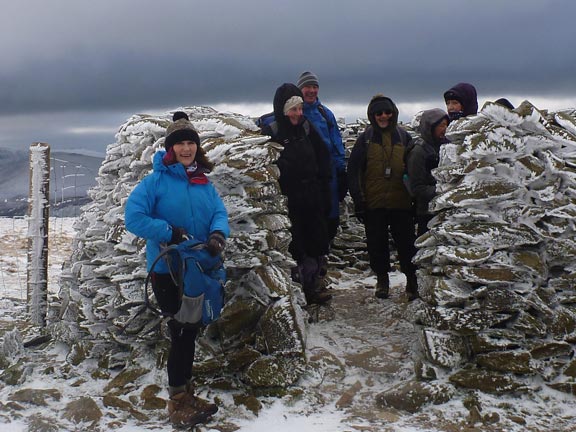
xmin=57 ymin=107 xmax=308 ymax=388
xmin=413 ymin=101 xmax=576 ymax=394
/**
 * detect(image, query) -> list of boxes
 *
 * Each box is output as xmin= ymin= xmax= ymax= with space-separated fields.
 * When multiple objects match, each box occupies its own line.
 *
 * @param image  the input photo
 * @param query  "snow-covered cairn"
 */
xmin=58 ymin=107 xmax=307 ymax=388
xmin=414 ymin=101 xmax=576 ymax=395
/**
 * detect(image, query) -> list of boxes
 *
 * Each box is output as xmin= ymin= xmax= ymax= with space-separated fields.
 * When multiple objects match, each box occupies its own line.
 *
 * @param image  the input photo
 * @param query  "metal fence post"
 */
xmin=28 ymin=142 xmax=50 ymax=326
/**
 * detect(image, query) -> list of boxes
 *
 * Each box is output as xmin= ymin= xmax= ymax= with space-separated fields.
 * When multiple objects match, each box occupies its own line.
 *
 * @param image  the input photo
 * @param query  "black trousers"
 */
xmin=287 ymin=204 xmax=330 ymax=263
xmin=416 ymin=214 xmax=433 ymax=238
xmin=152 ymin=273 xmax=199 ymax=389
xmin=327 ymin=216 xmax=340 ymax=245
xmin=364 ymin=208 xmax=417 ymax=276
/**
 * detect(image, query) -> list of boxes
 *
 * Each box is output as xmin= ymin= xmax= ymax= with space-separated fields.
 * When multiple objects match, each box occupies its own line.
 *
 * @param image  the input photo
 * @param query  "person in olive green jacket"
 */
xmin=347 ymin=94 xmax=418 ymax=301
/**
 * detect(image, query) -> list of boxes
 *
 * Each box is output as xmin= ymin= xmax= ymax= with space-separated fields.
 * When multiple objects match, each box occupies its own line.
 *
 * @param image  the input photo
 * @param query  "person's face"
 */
xmin=373 ymin=109 xmax=393 ymax=129
xmin=173 ymin=140 xmax=197 ymax=167
xmin=301 ymin=85 xmax=319 ymax=104
xmin=286 ymin=104 xmax=303 ymax=125
xmin=433 ymin=118 xmax=449 ymax=141
xmin=446 ymin=99 xmax=463 ymax=114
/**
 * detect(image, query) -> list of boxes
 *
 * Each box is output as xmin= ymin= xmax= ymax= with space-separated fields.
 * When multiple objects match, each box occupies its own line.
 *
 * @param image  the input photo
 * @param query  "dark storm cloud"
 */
xmin=0 ymin=0 xmax=575 ymax=151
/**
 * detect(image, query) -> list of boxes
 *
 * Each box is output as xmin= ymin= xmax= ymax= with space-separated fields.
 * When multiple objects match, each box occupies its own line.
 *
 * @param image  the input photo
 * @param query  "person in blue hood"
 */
xmin=443 ymin=82 xmax=478 ymax=121
xmin=125 ymin=111 xmax=229 ymax=427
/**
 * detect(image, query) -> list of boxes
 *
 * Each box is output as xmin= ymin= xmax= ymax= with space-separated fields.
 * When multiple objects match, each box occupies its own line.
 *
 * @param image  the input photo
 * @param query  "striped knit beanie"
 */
xmin=297 ymin=71 xmax=319 ymax=89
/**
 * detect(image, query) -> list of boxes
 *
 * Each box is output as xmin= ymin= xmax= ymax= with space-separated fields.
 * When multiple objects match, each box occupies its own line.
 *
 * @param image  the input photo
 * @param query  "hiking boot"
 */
xmin=189 ymin=394 xmax=218 ymax=416
xmin=305 ymin=289 xmax=332 ymax=305
xmin=406 ymin=273 xmax=419 ymax=302
xmin=167 ymin=391 xmax=217 ymax=427
xmin=375 ymin=273 xmax=389 ymax=299
xmin=185 ymin=382 xmax=218 ymax=416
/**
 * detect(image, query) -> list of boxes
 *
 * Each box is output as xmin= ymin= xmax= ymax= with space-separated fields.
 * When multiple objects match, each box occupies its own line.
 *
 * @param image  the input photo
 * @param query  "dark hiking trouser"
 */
xmin=152 ymin=273 xmax=199 ymax=388
xmin=327 ymin=216 xmax=339 ymax=245
xmin=416 ymin=214 xmax=434 ymax=238
xmin=287 ymin=204 xmax=330 ymax=263
xmin=364 ymin=208 xmax=417 ymax=276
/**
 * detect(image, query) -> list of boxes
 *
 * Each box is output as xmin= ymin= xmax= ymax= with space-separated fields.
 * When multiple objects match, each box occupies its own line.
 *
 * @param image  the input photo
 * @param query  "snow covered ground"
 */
xmin=1 ymin=217 xmax=576 ymax=431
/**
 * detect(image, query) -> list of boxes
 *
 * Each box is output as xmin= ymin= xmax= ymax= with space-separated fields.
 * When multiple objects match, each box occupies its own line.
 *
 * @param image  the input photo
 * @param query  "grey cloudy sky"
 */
xmin=1 ymin=0 xmax=575 ymax=154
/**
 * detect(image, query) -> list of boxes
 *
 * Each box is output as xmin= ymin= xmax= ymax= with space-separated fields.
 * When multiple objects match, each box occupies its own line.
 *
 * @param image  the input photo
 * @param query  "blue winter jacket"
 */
xmin=125 ymin=150 xmax=230 ymax=273
xmin=303 ymin=99 xmax=346 ymax=219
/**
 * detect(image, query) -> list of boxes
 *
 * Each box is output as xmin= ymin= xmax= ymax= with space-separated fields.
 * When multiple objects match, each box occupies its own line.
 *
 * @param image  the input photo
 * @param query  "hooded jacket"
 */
xmin=347 ymin=94 xmax=412 ymax=211
xmin=263 ymin=83 xmax=332 ymax=214
xmin=443 ymin=82 xmax=478 ymax=118
xmin=125 ymin=151 xmax=229 ymax=273
xmin=405 ymin=108 xmax=449 ymax=216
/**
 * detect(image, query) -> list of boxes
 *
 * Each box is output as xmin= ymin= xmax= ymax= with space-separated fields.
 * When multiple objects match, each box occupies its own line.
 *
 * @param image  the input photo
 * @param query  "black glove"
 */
xmin=337 ymin=170 xmax=348 ymax=202
xmin=169 ymin=227 xmax=188 ymax=245
xmin=354 ymin=204 xmax=366 ymax=224
xmin=206 ymin=231 xmax=226 ymax=256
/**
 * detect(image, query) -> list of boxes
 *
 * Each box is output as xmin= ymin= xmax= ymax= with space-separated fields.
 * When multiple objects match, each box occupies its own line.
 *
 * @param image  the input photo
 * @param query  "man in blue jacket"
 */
xmin=297 ymin=71 xmax=348 ymax=245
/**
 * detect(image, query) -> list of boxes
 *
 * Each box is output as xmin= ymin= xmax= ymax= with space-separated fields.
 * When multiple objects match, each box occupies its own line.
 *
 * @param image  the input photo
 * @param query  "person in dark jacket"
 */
xmin=125 ymin=112 xmax=229 ymax=427
xmin=405 ymin=108 xmax=450 ymax=237
xmin=347 ymin=94 xmax=419 ymax=301
xmin=262 ymin=83 xmax=333 ymax=305
xmin=443 ymin=82 xmax=478 ymax=121
xmin=296 ymin=71 xmax=348 ymax=243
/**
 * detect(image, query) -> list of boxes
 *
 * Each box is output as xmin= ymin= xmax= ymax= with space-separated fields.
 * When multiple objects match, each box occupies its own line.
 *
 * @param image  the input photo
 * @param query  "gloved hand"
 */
xmin=337 ymin=170 xmax=348 ymax=202
xmin=206 ymin=231 xmax=226 ymax=256
xmin=354 ymin=204 xmax=366 ymax=224
xmin=169 ymin=227 xmax=188 ymax=245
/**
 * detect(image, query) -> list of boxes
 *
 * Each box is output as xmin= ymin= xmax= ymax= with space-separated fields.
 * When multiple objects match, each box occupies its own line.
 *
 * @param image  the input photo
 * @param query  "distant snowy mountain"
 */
xmin=0 ymin=147 xmax=103 ymax=216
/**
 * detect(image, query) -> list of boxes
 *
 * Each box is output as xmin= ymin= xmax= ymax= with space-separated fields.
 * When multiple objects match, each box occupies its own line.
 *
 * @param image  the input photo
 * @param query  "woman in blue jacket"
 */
xmin=125 ymin=112 xmax=229 ymax=427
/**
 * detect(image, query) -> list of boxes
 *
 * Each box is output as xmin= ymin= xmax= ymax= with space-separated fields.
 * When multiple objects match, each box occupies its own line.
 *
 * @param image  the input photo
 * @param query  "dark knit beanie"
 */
xmin=164 ymin=111 xmax=200 ymax=150
xmin=443 ymin=90 xmax=463 ymax=105
xmin=297 ymin=71 xmax=319 ymax=89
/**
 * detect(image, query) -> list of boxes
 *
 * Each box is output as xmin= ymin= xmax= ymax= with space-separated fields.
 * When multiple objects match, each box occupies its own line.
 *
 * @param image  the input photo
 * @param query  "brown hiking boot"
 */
xmin=375 ymin=273 xmax=389 ymax=299
xmin=167 ymin=391 xmax=217 ymax=427
xmin=188 ymin=394 xmax=218 ymax=416
xmin=406 ymin=273 xmax=419 ymax=302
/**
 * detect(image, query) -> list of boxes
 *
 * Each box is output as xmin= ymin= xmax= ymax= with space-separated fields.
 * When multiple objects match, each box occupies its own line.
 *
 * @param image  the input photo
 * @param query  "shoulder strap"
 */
xmin=317 ymin=105 xmax=334 ymax=132
xmin=270 ymin=121 xmax=278 ymax=137
xmin=303 ymin=119 xmax=310 ymax=135
xmin=364 ymin=125 xmax=374 ymax=144
xmin=396 ymin=126 xmax=409 ymax=147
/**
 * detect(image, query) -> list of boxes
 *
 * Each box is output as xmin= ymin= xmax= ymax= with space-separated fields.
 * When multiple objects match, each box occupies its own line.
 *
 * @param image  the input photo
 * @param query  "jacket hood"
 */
xmin=152 ymin=150 xmax=187 ymax=178
xmin=272 ymin=83 xmax=304 ymax=128
xmin=153 ymin=150 xmax=169 ymax=171
xmin=443 ymin=83 xmax=478 ymax=116
xmin=367 ymin=94 xmax=398 ymax=132
xmin=418 ymin=108 xmax=449 ymax=144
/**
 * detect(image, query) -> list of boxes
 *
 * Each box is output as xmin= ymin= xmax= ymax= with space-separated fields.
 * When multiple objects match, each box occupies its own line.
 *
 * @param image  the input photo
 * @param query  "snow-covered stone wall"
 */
xmin=57 ymin=107 xmax=308 ymax=388
xmin=413 ymin=101 xmax=576 ymax=395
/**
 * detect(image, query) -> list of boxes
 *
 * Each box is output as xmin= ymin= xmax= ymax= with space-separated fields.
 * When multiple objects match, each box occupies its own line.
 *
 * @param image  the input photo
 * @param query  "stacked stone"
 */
xmin=412 ymin=101 xmax=576 ymax=394
xmin=57 ymin=107 xmax=308 ymax=388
